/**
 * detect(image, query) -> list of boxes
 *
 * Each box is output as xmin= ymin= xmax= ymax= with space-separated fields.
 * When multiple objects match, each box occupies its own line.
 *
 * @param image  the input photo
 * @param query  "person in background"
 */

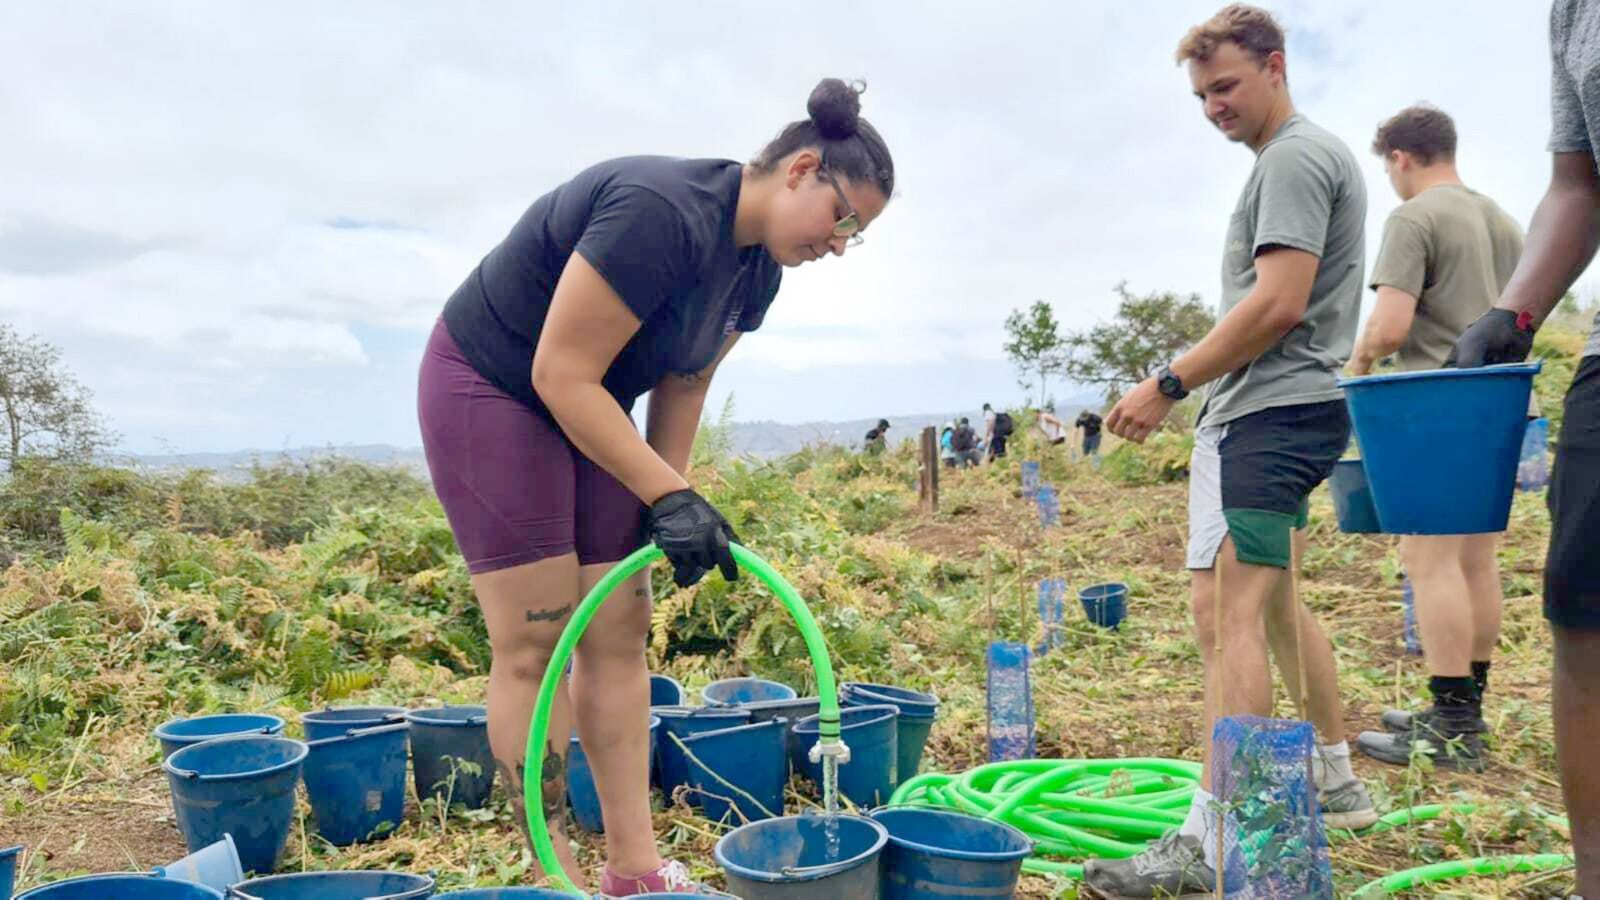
xmin=940 ymin=421 xmax=958 ymax=467
xmin=951 ymin=417 xmax=983 ymax=468
xmin=983 ymin=402 xmax=1014 ymax=461
xmin=1075 ymin=408 xmax=1105 ymax=461
xmin=863 ymin=418 xmax=890 ymax=454
xmin=1037 ymin=405 xmax=1070 ymax=446
xmin=1347 ymin=103 xmax=1523 ymax=772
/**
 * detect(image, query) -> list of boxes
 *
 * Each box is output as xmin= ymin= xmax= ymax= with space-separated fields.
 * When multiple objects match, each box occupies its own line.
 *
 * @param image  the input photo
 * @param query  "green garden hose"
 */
xmin=521 ymin=542 xmax=843 ymax=896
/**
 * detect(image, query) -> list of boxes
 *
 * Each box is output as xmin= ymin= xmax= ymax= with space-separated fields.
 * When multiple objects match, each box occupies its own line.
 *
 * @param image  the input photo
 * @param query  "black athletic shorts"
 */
xmin=1546 ymin=355 xmax=1600 ymax=629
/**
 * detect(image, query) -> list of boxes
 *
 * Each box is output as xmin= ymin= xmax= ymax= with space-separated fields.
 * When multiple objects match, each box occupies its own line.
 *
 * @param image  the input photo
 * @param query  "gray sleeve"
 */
xmin=1369 ymin=214 xmax=1428 ymax=299
xmin=1250 ymin=139 xmax=1335 ymax=258
xmin=1549 ymin=2 xmax=1591 ymax=152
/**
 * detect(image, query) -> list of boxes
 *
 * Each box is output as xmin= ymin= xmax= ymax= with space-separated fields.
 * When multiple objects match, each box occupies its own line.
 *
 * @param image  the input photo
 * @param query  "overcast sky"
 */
xmin=1 ymin=1 xmax=1585 ymax=453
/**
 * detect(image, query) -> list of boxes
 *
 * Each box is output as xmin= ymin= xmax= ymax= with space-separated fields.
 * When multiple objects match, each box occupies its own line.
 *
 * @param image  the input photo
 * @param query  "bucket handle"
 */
xmin=778 ymin=858 xmax=865 ymax=879
xmin=305 ymin=721 xmax=411 ymax=749
xmin=467 ymin=714 xmax=488 ymax=727
xmin=169 ymin=767 xmax=201 ymax=780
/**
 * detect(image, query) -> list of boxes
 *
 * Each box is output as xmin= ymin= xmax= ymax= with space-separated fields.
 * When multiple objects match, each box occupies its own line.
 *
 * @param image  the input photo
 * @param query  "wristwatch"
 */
xmin=1157 ymin=365 xmax=1189 ymax=400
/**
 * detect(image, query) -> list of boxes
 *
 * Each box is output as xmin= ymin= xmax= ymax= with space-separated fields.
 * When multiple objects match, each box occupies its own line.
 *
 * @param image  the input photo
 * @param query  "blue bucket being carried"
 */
xmin=680 ymin=719 xmax=789 ymax=825
xmin=225 ymin=870 xmax=435 ymax=899
xmin=15 ymin=874 xmax=224 ymax=899
xmin=152 ymin=835 xmax=242 ymax=892
xmin=162 ymin=736 xmax=307 ymax=875
xmin=1338 ymin=363 xmax=1540 ymax=533
xmin=1328 ymin=459 xmax=1383 ymax=534
xmin=405 ymin=705 xmax=495 ymax=810
xmin=300 ymin=706 xmax=406 ymax=742
xmin=715 ymin=814 xmax=888 ymax=900
xmin=654 ymin=706 xmax=753 ymax=803
xmin=792 ymin=705 xmax=898 ymax=808
xmin=701 ymin=678 xmax=798 ymax=707
xmin=303 ymin=722 xmax=410 ymax=845
xmin=869 ymin=807 xmax=1034 ymax=900
xmin=155 ymin=714 xmax=286 ymax=760
xmin=567 ymin=715 xmax=661 ymax=833
xmin=840 ymin=683 xmax=938 ymax=788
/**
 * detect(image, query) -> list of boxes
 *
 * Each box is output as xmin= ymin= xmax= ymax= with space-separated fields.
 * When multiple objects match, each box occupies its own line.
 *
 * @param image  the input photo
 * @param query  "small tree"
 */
xmin=0 ymin=324 xmax=114 ymax=469
xmin=1063 ymin=282 xmax=1216 ymax=402
xmin=1003 ymin=300 xmax=1067 ymax=408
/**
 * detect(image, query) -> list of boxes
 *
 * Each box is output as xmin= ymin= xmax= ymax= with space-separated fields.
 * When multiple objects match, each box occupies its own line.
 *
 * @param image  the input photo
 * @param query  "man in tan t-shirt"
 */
xmin=1349 ymin=104 xmax=1523 ymax=772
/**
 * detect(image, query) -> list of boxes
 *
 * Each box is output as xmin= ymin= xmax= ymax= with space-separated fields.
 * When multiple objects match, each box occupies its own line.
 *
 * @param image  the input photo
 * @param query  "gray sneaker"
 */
xmin=1080 ymin=832 xmax=1217 ymax=899
xmin=1319 ymin=778 xmax=1379 ymax=831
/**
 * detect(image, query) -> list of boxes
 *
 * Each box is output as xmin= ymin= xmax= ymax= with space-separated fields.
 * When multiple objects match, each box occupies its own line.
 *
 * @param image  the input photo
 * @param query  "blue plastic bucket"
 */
xmin=226 ymin=871 xmax=435 ymax=899
xmin=701 ymin=678 xmax=798 ymax=707
xmin=715 ymin=814 xmax=889 ymax=900
xmin=16 ymin=874 xmax=224 ymax=899
xmin=300 ymin=706 xmax=407 ymax=742
xmin=869 ymin=807 xmax=1033 ymax=899
xmin=792 ymin=705 xmax=898 ymax=808
xmin=680 ymin=719 xmax=789 ymax=825
xmin=567 ymin=715 xmax=661 ymax=833
xmin=2 ymin=844 xmax=22 ymax=900
xmin=432 ymin=891 xmax=582 ymax=899
xmin=1339 ymin=363 xmax=1540 ymax=534
xmin=155 ymin=714 xmax=286 ymax=760
xmin=1328 ymin=459 xmax=1383 ymax=534
xmin=152 ymin=835 xmax=242 ymax=891
xmin=654 ymin=706 xmax=753 ymax=802
xmin=405 ymin=705 xmax=494 ymax=809
xmin=650 ymin=674 xmax=686 ymax=707
xmin=162 ymin=736 xmax=306 ymax=875
xmin=841 ymin=683 xmax=938 ymax=787
xmin=303 ymin=722 xmax=409 ymax=845
xmin=1078 ymin=582 xmax=1128 ymax=629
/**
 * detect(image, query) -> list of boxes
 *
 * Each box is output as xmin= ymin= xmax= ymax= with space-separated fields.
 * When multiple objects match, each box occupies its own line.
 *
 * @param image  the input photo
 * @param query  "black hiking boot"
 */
xmin=1381 ymin=707 xmax=1490 ymax=734
xmin=1357 ymin=707 xmax=1487 ymax=771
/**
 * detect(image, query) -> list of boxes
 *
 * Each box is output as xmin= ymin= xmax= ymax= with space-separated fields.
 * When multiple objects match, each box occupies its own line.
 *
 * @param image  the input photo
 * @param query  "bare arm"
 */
xmin=646 ymin=334 xmax=740 ymax=475
xmin=1348 ymin=287 xmax=1418 ymax=375
xmin=531 ymin=252 xmax=689 ymax=506
xmin=1499 ymin=151 xmax=1600 ymax=325
xmin=1169 ymin=247 xmax=1319 ymax=389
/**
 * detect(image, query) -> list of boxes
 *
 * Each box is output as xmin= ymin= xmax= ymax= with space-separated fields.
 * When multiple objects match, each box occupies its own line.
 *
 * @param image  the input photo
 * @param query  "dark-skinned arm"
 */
xmin=1498 ymin=151 xmax=1600 ymax=325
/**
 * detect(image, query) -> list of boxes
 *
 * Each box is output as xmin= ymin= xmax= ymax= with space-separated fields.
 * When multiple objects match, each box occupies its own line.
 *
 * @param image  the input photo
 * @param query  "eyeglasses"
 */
xmin=819 ymin=167 xmax=865 ymax=247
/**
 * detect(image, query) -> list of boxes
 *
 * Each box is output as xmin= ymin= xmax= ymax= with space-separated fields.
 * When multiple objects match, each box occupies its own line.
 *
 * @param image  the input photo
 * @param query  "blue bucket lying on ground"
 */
xmin=1339 ymin=363 xmax=1540 ymax=534
xmin=1078 ymin=582 xmax=1127 ymax=629
xmin=792 ymin=705 xmax=897 ymax=809
xmin=152 ymin=835 xmax=241 ymax=892
xmin=654 ymin=706 xmax=753 ymax=803
xmin=163 ymin=735 xmax=307 ymax=875
xmin=303 ymin=722 xmax=409 ymax=845
xmin=155 ymin=714 xmax=286 ymax=760
xmin=1328 ymin=458 xmax=1383 ymax=534
xmin=869 ymin=807 xmax=1033 ymax=900
xmin=701 ymin=678 xmax=798 ymax=706
xmin=680 ymin=719 xmax=789 ymax=825
xmin=840 ymin=683 xmax=938 ymax=788
xmin=2 ymin=844 xmax=22 ymax=900
xmin=567 ymin=715 xmax=661 ymax=833
xmin=300 ymin=706 xmax=406 ymax=742
xmin=15 ymin=874 xmax=224 ymax=899
xmin=715 ymin=814 xmax=889 ymax=900
xmin=225 ymin=870 xmax=435 ymax=899
xmin=405 ymin=705 xmax=495 ymax=810
xmin=650 ymin=674 xmax=686 ymax=707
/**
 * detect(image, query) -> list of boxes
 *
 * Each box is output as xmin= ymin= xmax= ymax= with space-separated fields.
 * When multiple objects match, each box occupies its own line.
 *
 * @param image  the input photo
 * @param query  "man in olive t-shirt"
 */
xmin=1350 ymin=105 xmax=1523 ymax=773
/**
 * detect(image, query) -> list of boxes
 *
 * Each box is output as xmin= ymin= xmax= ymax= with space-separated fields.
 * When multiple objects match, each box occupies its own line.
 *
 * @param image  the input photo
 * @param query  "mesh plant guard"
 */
xmin=1021 ymin=459 xmax=1041 ymax=496
xmin=1035 ymin=484 xmax=1060 ymax=527
xmin=1211 ymin=715 xmax=1333 ymax=898
xmin=1518 ymin=417 xmax=1549 ymax=491
xmin=985 ymin=641 xmax=1035 ymax=761
xmin=1035 ymin=578 xmax=1066 ymax=654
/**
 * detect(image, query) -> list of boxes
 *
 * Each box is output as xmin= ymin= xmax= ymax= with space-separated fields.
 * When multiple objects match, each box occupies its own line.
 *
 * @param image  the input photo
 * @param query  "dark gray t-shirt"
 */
xmin=1550 ymin=0 xmax=1600 ymax=357
xmin=1199 ymin=115 xmax=1367 ymax=428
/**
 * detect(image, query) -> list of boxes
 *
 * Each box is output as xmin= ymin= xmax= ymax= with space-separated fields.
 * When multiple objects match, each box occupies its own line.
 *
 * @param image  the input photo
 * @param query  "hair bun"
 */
xmin=807 ymin=78 xmax=863 ymax=141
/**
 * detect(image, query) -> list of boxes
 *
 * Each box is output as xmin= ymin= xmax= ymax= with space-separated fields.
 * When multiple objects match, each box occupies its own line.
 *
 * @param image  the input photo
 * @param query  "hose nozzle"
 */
xmin=809 ymin=737 xmax=851 ymax=766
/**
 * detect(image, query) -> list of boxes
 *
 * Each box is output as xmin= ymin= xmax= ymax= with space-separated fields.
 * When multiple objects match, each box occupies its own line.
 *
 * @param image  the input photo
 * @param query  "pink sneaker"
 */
xmin=598 ymin=859 xmax=699 ymax=896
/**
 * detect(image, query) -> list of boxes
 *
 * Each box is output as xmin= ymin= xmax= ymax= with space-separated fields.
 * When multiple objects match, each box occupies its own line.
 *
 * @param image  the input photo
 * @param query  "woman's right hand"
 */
xmin=646 ymin=489 xmax=740 ymax=588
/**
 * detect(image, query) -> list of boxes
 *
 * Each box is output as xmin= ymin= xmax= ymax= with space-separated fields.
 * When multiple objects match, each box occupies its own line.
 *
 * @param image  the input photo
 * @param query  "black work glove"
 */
xmin=1444 ymin=309 xmax=1535 ymax=368
xmin=646 ymin=489 xmax=740 ymax=588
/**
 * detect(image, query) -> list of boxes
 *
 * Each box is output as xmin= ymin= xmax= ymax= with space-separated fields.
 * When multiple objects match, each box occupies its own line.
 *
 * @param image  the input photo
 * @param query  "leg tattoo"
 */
xmin=526 ymin=604 xmax=573 ymax=623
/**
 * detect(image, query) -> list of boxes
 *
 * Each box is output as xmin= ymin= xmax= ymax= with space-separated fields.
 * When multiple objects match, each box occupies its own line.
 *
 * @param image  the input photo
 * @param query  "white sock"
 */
xmin=1181 ymin=789 xmax=1238 ymax=873
xmin=1313 ymin=741 xmax=1354 ymax=791
xmin=1179 ymin=788 xmax=1212 ymax=840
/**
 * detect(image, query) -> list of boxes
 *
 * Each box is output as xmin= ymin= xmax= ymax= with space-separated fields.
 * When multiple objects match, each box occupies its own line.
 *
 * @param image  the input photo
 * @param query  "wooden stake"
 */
xmin=1289 ymin=552 xmax=1310 ymax=720
xmin=1214 ymin=554 xmax=1225 ymax=900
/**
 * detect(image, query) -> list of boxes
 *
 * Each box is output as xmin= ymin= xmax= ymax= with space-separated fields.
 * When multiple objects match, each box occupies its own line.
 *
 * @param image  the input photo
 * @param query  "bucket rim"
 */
xmin=0 ymin=844 xmax=20 ymax=858
xmin=301 ymin=705 xmax=407 ymax=724
xmin=227 ymin=869 xmax=436 ymax=900
xmin=651 ymin=705 xmax=753 ymax=721
xmin=162 ymin=735 xmax=309 ymax=782
xmin=155 ymin=713 xmax=285 ymax=742
xmin=1077 ymin=582 xmax=1128 ymax=602
xmin=700 ymin=677 xmax=799 ymax=704
xmin=714 ymin=814 xmax=888 ymax=884
xmin=403 ymin=704 xmax=489 ymax=727
xmin=15 ymin=872 xmax=225 ymax=898
xmin=868 ymin=806 xmax=1034 ymax=861
xmin=678 ymin=717 xmax=789 ymax=746
xmin=1336 ymin=361 xmax=1541 ymax=388
xmin=792 ymin=703 xmax=898 ymax=735
xmin=841 ymin=682 xmax=940 ymax=707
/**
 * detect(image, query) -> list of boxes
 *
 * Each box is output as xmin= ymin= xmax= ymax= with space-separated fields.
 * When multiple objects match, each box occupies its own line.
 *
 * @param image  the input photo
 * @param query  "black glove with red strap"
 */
xmin=646 ymin=489 xmax=740 ymax=588
xmin=1444 ymin=309 xmax=1536 ymax=368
